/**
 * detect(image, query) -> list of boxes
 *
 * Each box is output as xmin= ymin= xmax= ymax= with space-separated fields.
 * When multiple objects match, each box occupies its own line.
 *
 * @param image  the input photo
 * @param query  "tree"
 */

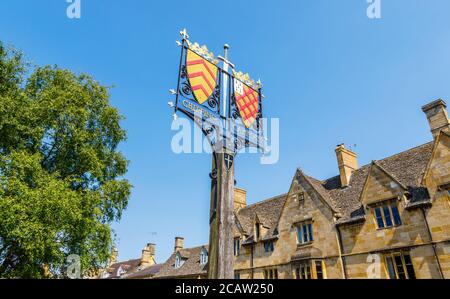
xmin=0 ymin=42 xmax=132 ymax=278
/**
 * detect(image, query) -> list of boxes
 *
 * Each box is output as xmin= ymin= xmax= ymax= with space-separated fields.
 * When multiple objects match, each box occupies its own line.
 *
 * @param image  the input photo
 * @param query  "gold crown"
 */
xmin=187 ymin=41 xmax=219 ymax=65
xmin=232 ymin=70 xmax=262 ymax=90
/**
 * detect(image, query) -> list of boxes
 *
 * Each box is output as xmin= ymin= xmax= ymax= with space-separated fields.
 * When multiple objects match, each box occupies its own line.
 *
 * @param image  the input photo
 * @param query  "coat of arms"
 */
xmin=233 ymin=77 xmax=260 ymax=128
xmin=186 ymin=48 xmax=218 ymax=104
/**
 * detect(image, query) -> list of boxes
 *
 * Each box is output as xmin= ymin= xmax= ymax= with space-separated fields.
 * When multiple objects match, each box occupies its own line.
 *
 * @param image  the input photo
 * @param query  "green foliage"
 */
xmin=0 ymin=42 xmax=131 ymax=278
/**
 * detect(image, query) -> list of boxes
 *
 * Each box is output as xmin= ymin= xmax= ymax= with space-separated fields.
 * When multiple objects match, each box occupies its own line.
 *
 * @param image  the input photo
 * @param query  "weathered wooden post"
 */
xmin=208 ymin=151 xmax=235 ymax=279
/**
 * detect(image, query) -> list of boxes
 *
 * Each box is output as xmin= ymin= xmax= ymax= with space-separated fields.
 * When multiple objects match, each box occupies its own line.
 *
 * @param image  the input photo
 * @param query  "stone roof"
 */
xmin=235 ymin=194 xmax=287 ymax=241
xmin=153 ymin=245 xmax=208 ymax=279
xmin=106 ymin=259 xmax=141 ymax=279
xmin=123 ymin=264 xmax=162 ymax=279
xmin=311 ymin=142 xmax=434 ymax=223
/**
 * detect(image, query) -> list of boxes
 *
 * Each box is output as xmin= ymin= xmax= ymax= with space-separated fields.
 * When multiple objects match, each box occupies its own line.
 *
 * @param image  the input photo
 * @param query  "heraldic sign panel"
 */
xmin=171 ymin=30 xmax=265 ymax=154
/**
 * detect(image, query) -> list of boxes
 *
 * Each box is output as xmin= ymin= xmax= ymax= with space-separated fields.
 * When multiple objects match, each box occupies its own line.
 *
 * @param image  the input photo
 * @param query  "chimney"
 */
xmin=335 ymin=144 xmax=358 ymax=188
xmin=174 ymin=237 xmax=184 ymax=253
xmin=140 ymin=243 xmax=156 ymax=266
xmin=422 ymin=99 xmax=450 ymax=139
xmin=234 ymin=188 xmax=247 ymax=211
xmin=110 ymin=247 xmax=118 ymax=266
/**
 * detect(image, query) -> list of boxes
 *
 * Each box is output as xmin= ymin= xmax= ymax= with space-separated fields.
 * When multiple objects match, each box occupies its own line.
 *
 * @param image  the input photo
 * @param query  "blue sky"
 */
xmin=2 ymin=0 xmax=450 ymax=263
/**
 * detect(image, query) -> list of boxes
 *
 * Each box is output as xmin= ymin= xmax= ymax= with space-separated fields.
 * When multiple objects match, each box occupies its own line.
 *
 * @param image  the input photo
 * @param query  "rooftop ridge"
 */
xmin=178 ymin=245 xmax=208 ymax=252
xmin=307 ymin=141 xmax=434 ymax=184
xmin=110 ymin=258 xmax=140 ymax=266
xmin=240 ymin=193 xmax=287 ymax=210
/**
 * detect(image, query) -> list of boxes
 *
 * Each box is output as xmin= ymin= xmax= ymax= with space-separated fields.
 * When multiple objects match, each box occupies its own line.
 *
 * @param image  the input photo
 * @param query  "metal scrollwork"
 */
xmin=180 ymin=82 xmax=192 ymax=98
xmin=230 ymin=94 xmax=240 ymax=120
xmin=206 ymin=86 xmax=220 ymax=113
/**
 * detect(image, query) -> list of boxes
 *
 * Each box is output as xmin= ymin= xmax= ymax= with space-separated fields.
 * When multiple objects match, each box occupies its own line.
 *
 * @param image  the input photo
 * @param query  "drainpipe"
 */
xmin=335 ymin=225 xmax=348 ymax=279
xmin=421 ymin=207 xmax=444 ymax=279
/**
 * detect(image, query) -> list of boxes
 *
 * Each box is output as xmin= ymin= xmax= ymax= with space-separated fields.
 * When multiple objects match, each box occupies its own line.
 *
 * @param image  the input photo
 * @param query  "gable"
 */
xmin=277 ymin=169 xmax=337 ymax=230
xmin=423 ymin=132 xmax=450 ymax=189
xmin=361 ymin=163 xmax=406 ymax=206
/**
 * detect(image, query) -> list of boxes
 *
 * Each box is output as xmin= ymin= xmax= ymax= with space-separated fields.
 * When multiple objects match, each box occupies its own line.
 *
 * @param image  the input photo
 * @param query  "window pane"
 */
xmin=274 ymin=269 xmax=278 ymax=279
xmin=234 ymin=239 xmax=240 ymax=256
xmin=295 ymin=268 xmax=300 ymax=279
xmin=315 ymin=261 xmax=323 ymax=279
xmin=375 ymin=207 xmax=385 ymax=228
xmin=300 ymin=265 xmax=306 ymax=279
xmin=383 ymin=206 xmax=393 ymax=227
xmin=308 ymin=223 xmax=313 ymax=241
xmin=303 ymin=224 xmax=308 ymax=243
xmin=391 ymin=204 xmax=402 ymax=226
xmin=306 ymin=264 xmax=312 ymax=279
xmin=385 ymin=257 xmax=396 ymax=279
xmin=297 ymin=227 xmax=303 ymax=244
xmin=403 ymin=254 xmax=416 ymax=279
xmin=394 ymin=255 xmax=406 ymax=279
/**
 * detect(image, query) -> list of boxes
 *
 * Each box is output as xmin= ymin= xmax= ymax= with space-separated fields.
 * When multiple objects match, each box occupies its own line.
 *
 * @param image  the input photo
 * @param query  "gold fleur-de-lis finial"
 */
xmin=180 ymin=28 xmax=189 ymax=40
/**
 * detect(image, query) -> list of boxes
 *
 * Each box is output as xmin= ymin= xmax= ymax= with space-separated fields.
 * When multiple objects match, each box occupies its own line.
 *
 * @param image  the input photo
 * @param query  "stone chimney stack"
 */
xmin=110 ymin=247 xmax=118 ymax=266
xmin=140 ymin=243 xmax=156 ymax=266
xmin=174 ymin=237 xmax=184 ymax=253
xmin=422 ymin=99 xmax=450 ymax=139
xmin=335 ymin=144 xmax=358 ymax=188
xmin=234 ymin=188 xmax=247 ymax=211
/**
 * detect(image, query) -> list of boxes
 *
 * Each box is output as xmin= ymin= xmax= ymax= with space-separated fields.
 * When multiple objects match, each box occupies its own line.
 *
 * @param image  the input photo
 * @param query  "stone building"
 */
xmin=153 ymin=238 xmax=209 ymax=279
xmin=109 ymin=99 xmax=449 ymax=279
xmin=101 ymin=243 xmax=161 ymax=279
xmin=232 ymin=99 xmax=449 ymax=279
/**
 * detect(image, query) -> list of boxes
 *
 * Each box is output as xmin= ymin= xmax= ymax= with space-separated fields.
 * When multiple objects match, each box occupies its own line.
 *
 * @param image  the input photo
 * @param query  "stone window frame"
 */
xmin=263 ymin=268 xmax=278 ymax=279
xmin=233 ymin=237 xmax=241 ymax=256
xmin=383 ymin=251 xmax=416 ymax=279
xmin=263 ymin=240 xmax=275 ymax=253
xmin=371 ymin=198 xmax=402 ymax=230
xmin=254 ymin=222 xmax=261 ymax=241
xmin=297 ymin=191 xmax=306 ymax=205
xmin=174 ymin=252 xmax=185 ymax=269
xmin=199 ymin=248 xmax=208 ymax=265
xmin=293 ymin=259 xmax=326 ymax=279
xmin=294 ymin=219 xmax=314 ymax=246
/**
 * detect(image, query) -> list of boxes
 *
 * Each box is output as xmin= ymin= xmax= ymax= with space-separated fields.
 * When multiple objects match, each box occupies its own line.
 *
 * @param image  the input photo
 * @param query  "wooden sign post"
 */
xmin=208 ymin=152 xmax=235 ymax=279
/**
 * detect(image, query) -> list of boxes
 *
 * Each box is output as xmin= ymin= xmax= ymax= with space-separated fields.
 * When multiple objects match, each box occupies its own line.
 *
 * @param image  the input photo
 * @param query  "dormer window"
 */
xmin=174 ymin=252 xmax=185 ymax=269
xmin=263 ymin=240 xmax=275 ymax=253
xmin=234 ymin=238 xmax=241 ymax=256
xmin=373 ymin=200 xmax=402 ymax=229
xmin=117 ymin=266 xmax=126 ymax=277
xmin=255 ymin=223 xmax=260 ymax=240
xmin=200 ymin=248 xmax=208 ymax=265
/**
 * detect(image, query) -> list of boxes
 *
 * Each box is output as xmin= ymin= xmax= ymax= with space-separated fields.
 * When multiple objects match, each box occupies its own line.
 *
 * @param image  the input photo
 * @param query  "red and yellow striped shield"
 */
xmin=234 ymin=79 xmax=259 ymax=128
xmin=186 ymin=49 xmax=218 ymax=104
